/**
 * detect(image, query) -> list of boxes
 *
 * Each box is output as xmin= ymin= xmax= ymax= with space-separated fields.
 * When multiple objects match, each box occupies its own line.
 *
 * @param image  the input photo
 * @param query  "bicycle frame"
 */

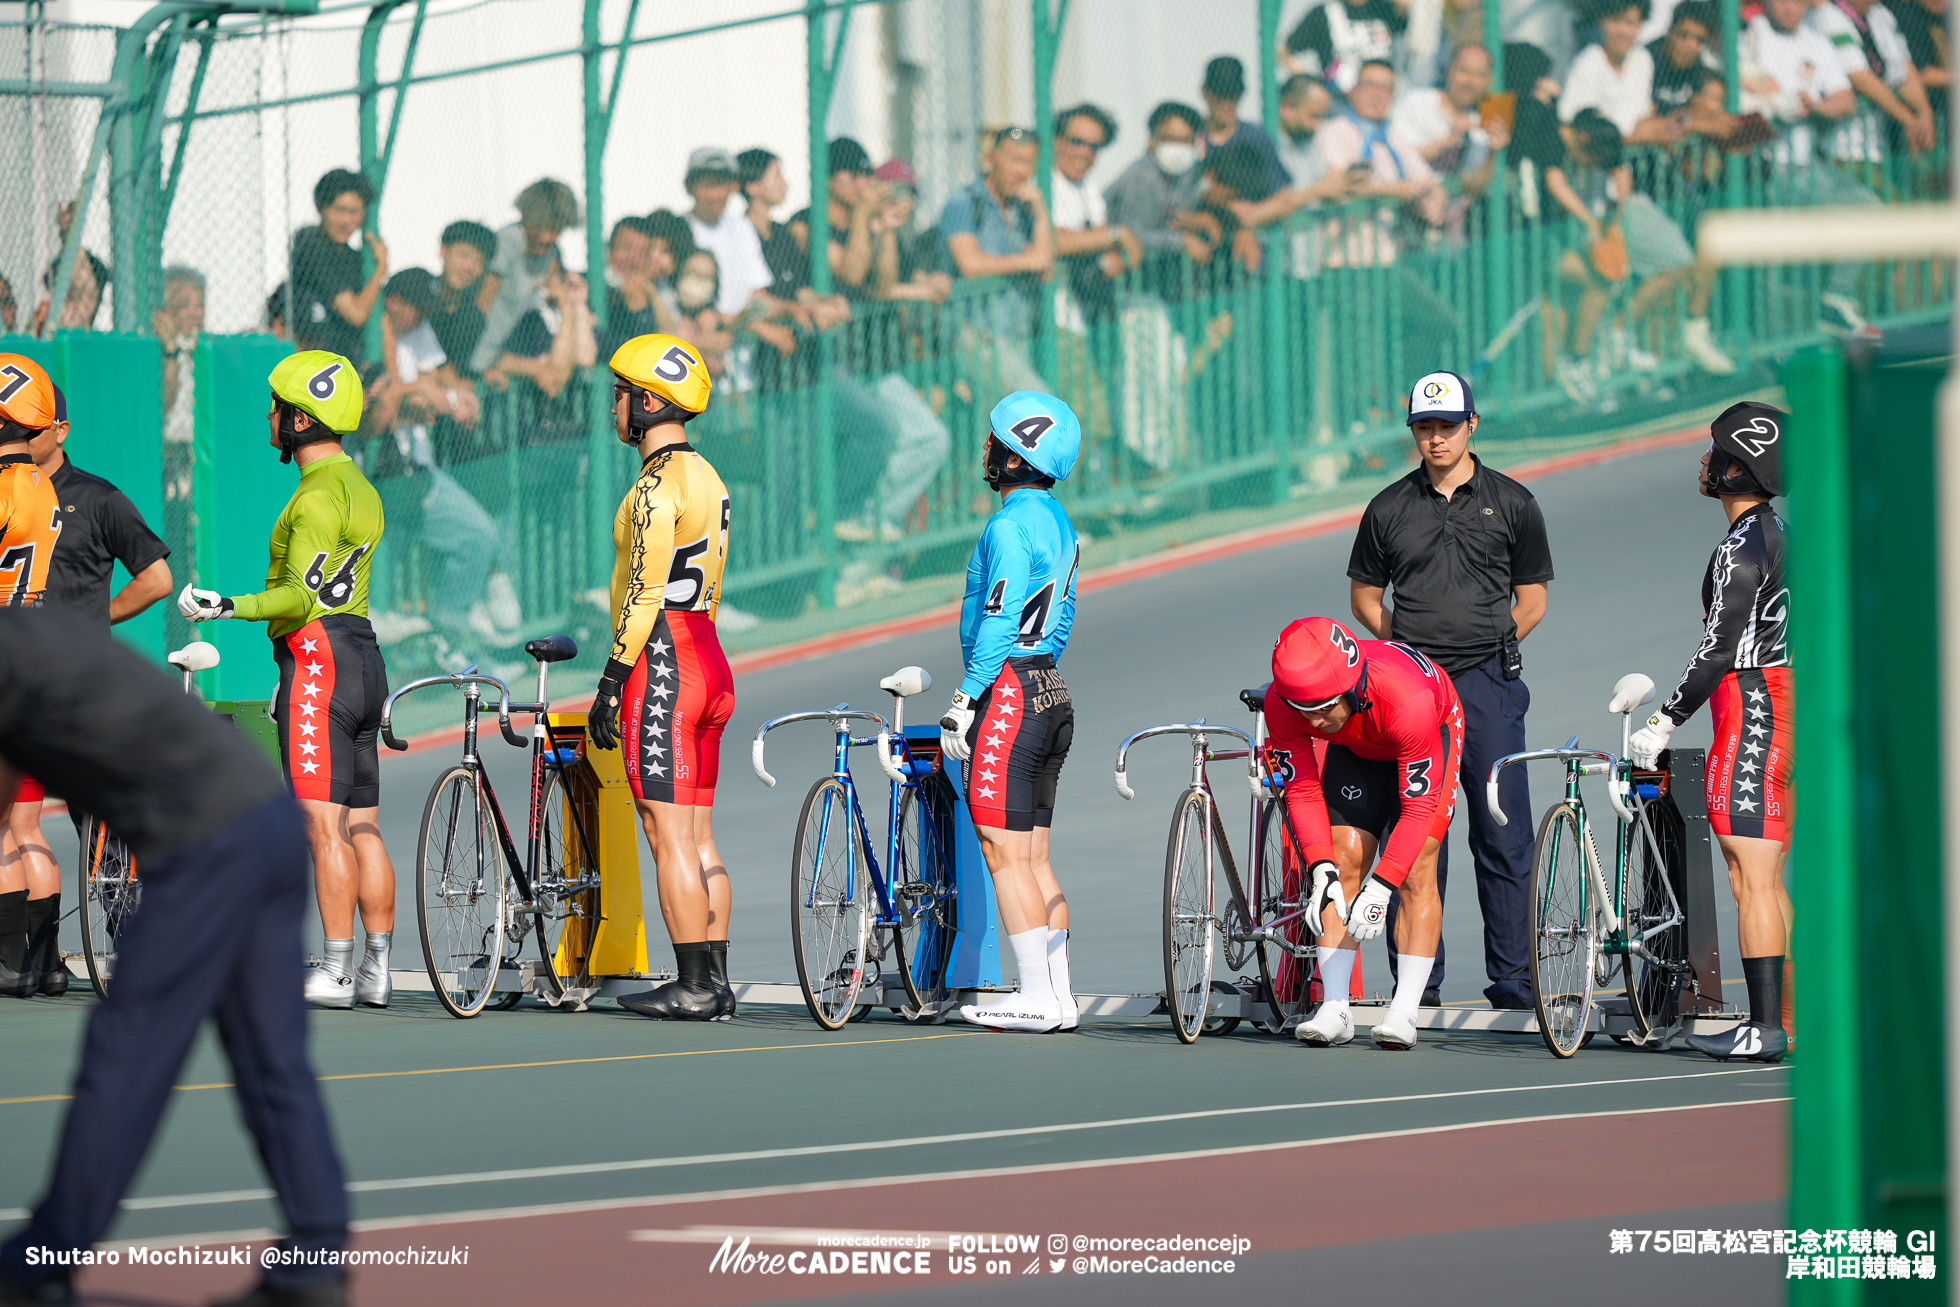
xmin=1115 ymin=720 xmax=1268 ymax=947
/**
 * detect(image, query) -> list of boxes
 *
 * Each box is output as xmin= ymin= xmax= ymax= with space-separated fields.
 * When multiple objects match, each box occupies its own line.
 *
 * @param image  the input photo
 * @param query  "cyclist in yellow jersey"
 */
xmin=586 ymin=333 xmax=737 ymax=1021
xmin=179 ymin=350 xmax=399 ymax=1012
xmin=0 ymin=354 xmax=66 ymax=998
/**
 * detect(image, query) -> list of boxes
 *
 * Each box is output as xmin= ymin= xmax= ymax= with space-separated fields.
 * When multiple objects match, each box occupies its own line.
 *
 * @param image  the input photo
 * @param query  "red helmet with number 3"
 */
xmin=1272 ymin=616 xmax=1369 ymax=711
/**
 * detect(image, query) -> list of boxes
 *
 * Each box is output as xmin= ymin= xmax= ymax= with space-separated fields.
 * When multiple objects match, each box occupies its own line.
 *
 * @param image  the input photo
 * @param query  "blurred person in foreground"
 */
xmin=0 ymin=606 xmax=350 ymax=1307
xmin=290 ymin=168 xmax=387 ymax=366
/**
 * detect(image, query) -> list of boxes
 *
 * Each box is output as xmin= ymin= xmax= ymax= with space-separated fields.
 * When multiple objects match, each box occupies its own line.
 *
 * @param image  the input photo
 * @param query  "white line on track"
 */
xmin=11 ymin=1063 xmax=1783 ymax=1224
xmin=88 ymin=1095 xmax=1791 ymax=1245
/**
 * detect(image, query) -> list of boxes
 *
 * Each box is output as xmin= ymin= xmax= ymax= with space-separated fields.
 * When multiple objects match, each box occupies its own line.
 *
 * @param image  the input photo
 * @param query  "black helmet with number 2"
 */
xmin=1703 ymin=400 xmax=1785 ymax=499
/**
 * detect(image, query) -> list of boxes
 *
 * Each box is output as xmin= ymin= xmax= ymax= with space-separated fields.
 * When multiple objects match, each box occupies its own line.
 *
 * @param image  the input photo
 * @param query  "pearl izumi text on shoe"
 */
xmin=305 ymin=939 xmax=356 ymax=1009
xmin=1296 ymin=1004 xmax=1354 ymax=1046
xmin=959 ymin=997 xmax=1063 ymax=1033
xmin=1372 ymin=1007 xmax=1418 ymax=1050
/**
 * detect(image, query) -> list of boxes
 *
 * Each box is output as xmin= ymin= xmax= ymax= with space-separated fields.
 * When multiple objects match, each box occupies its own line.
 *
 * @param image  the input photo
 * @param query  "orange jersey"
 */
xmin=607 ymin=442 xmax=730 ymax=668
xmin=0 ymin=453 xmax=61 ymax=606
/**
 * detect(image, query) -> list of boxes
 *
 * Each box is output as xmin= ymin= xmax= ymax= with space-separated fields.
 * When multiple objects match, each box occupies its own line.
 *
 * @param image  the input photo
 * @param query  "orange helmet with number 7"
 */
xmin=0 ymin=353 xmax=58 ymax=437
xmin=1272 ymin=616 xmax=1369 ymax=711
xmin=610 ymin=333 xmax=711 ymax=432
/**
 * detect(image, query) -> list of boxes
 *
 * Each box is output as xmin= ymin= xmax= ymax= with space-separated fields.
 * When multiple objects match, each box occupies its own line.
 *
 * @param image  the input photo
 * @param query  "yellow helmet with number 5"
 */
xmin=609 ymin=333 xmax=711 ymax=430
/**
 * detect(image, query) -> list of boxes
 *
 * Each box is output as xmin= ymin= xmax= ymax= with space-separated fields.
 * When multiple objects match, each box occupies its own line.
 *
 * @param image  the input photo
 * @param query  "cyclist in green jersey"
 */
xmin=179 ymin=350 xmax=398 ymax=1011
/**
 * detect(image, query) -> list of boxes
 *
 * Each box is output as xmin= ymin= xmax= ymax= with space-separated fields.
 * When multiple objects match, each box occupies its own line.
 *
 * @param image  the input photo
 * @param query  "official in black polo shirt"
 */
xmin=29 ymin=385 xmax=173 ymax=625
xmin=1347 ymin=370 xmax=1552 ymax=1009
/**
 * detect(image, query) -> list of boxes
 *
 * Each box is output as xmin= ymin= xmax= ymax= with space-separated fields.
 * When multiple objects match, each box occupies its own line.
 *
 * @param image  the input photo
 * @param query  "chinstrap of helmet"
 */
xmin=982 ymin=433 xmax=1051 ymax=491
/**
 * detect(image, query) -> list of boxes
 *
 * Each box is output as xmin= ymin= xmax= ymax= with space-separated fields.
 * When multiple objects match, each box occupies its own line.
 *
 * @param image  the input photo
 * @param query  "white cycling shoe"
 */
xmin=304 ymin=962 xmax=355 ymax=1010
xmin=1295 ymin=1004 xmax=1355 ymax=1046
xmin=1057 ymin=991 xmax=1079 ymax=1033
xmin=1372 ymin=1007 xmax=1419 ymax=1050
xmin=960 ymin=997 xmax=1064 ymax=1034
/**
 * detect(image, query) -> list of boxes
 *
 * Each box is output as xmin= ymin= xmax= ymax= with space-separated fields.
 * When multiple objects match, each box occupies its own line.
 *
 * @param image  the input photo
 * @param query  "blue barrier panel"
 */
xmin=909 ymin=725 xmax=1000 ymax=991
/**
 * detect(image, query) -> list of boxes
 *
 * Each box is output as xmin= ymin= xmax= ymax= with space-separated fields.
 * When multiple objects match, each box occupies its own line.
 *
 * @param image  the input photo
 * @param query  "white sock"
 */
xmin=1007 ymin=928 xmax=1055 ymax=1007
xmin=320 ymin=938 xmax=355 ymax=980
xmin=1317 ymin=947 xmax=1356 ymax=1014
xmin=1391 ymin=954 xmax=1435 ymax=1017
xmin=1047 ymin=929 xmax=1075 ymax=1014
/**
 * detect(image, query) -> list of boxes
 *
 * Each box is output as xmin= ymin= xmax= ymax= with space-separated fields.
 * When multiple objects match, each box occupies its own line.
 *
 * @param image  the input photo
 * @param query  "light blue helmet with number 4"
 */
xmin=986 ymin=390 xmax=1081 ymax=486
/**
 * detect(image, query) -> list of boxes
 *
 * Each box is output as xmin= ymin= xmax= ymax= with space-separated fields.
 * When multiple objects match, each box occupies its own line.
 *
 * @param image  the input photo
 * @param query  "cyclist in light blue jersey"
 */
xmin=939 ymin=391 xmax=1083 ymax=1034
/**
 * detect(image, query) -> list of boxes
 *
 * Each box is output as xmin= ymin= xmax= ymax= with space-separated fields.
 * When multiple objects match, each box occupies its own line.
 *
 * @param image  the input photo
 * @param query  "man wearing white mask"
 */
xmin=1105 ymin=102 xmax=1222 ymax=274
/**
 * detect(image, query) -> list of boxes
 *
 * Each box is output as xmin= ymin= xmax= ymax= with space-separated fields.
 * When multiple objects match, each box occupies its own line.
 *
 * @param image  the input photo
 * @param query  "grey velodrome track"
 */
xmin=363 ymin=435 xmax=1740 ymax=997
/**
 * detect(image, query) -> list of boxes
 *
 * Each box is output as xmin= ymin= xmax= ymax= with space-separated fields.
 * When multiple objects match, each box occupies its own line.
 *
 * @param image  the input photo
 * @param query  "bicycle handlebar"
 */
xmin=380 ymin=668 xmax=515 ymax=752
xmin=1113 ymin=720 xmax=1258 ymax=801
xmin=750 ymin=706 xmax=893 ymax=788
xmin=1486 ymin=741 xmax=1629 ymax=827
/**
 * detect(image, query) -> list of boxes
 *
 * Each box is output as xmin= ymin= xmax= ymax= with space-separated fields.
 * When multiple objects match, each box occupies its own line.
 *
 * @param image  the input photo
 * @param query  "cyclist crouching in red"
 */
xmin=1265 ymin=617 xmax=1464 ymax=1050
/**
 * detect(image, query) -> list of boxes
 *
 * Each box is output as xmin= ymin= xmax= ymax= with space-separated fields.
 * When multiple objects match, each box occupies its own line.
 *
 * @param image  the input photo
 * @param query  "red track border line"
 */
xmin=389 ymin=423 xmax=1709 ymax=757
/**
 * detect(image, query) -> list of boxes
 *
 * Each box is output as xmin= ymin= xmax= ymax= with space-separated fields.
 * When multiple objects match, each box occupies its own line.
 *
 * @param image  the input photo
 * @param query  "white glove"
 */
xmin=1304 ymin=861 xmax=1346 ymax=938
xmin=939 ymin=691 xmax=976 ymax=764
xmin=1628 ymin=712 xmax=1676 ymax=770
xmin=1344 ymin=873 xmax=1395 ymax=942
xmin=176 ymin=583 xmax=233 ymax=622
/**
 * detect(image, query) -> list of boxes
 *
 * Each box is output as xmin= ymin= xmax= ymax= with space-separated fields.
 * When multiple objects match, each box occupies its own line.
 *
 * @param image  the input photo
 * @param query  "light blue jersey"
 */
xmin=958 ymin=487 xmax=1080 ymax=699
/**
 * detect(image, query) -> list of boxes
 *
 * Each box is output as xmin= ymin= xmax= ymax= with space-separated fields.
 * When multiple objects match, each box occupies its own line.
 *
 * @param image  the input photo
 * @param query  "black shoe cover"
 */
xmin=619 ymin=945 xmax=720 ymax=1020
xmin=27 ymin=896 xmax=64 ymax=996
xmin=705 ymin=940 xmax=735 ymax=1019
xmin=1685 ymin=1021 xmax=1787 ymax=1062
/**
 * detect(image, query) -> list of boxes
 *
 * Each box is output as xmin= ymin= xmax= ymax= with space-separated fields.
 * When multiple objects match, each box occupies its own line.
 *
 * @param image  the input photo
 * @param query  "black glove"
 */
xmin=587 ymin=658 xmax=632 ymax=751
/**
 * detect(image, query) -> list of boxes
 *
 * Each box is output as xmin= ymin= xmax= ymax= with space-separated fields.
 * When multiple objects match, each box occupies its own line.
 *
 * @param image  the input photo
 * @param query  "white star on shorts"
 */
xmin=305 ymin=661 xmax=326 ymax=678
xmin=976 ymin=785 xmax=998 ymax=799
xmin=1736 ymin=777 xmax=1759 ymax=792
xmin=300 ymin=759 xmax=320 ymax=774
xmin=648 ymin=683 xmax=674 ymax=701
xmin=298 ymin=721 xmax=319 ymax=738
xmin=298 ymin=638 xmax=320 ymax=654
xmin=652 ymin=661 xmax=675 ymax=680
xmin=1746 ymin=687 xmax=1766 ymax=703
xmin=997 ymin=684 xmax=1017 ymax=698
xmin=298 ymin=703 xmax=319 ymax=719
xmin=1735 ymin=796 xmax=1759 ymax=812
xmin=648 ymin=762 xmax=667 ymax=777
xmin=979 ymin=770 xmax=999 ymax=783
xmin=299 ymin=740 xmax=319 ymax=756
xmin=979 ymin=752 xmax=1000 ymax=766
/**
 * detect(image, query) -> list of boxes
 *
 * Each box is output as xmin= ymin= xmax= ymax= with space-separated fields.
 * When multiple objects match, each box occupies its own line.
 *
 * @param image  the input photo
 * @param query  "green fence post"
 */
xmin=1482 ymin=0 xmax=1510 ymax=396
xmin=1781 ymin=344 xmax=1861 ymax=1307
xmin=583 ymin=0 xmax=612 ymax=593
xmin=1259 ymin=0 xmax=1290 ymax=502
xmin=1032 ymin=0 xmax=1062 ymax=388
xmin=1719 ymin=0 xmax=1746 ymax=357
xmin=808 ymin=0 xmax=854 ymax=608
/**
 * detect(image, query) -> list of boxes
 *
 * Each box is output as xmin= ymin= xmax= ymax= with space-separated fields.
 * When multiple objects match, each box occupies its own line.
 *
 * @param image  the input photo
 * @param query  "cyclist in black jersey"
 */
xmin=1629 ymin=401 xmax=1792 ymax=1062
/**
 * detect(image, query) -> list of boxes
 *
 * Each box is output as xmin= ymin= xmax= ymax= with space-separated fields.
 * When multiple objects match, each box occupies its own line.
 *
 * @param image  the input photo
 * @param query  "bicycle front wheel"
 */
xmin=1163 ymin=789 xmax=1216 ymax=1044
xmin=891 ymin=779 xmax=956 ymax=1014
xmin=78 ymin=816 xmax=138 ymax=999
xmin=532 ymin=769 xmax=602 ymax=998
xmin=417 ymin=765 xmax=507 ymax=1018
xmin=791 ymin=776 xmax=869 ymax=1030
xmin=1530 ymin=802 xmax=1597 ymax=1057
xmin=1622 ymin=809 xmax=1687 ymax=1039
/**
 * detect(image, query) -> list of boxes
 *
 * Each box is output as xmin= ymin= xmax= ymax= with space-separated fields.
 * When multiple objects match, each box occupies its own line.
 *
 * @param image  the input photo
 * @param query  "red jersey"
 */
xmin=1266 ymin=639 xmax=1463 ymax=884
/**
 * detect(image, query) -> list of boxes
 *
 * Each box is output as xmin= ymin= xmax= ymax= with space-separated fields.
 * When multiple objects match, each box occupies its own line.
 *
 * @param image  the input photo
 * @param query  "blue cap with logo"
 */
xmin=1406 ymin=369 xmax=1475 ymax=426
xmin=988 ymin=390 xmax=1082 ymax=483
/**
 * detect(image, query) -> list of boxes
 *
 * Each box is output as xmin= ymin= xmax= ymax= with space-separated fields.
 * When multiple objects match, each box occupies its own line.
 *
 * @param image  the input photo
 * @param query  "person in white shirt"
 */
xmin=1741 ymin=0 xmax=1882 ymax=336
xmin=1560 ymin=0 xmax=1683 ymax=144
xmin=683 ymin=146 xmax=774 ymax=318
xmin=1390 ymin=44 xmax=1513 ymax=195
xmin=1806 ymin=0 xmax=1936 ymax=158
xmin=1050 ymin=104 xmax=1142 ymax=275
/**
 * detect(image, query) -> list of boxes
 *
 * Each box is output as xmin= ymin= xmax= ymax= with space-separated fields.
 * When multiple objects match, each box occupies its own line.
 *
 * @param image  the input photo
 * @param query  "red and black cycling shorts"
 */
xmin=12 ymin=774 xmax=45 ymax=804
xmin=271 ymin=614 xmax=389 ymax=808
xmin=622 ymin=610 xmax=735 ymax=807
xmin=1314 ymin=729 xmax=1460 ymax=852
xmin=1707 ymin=667 xmax=1792 ymax=845
xmin=965 ymin=656 xmax=1074 ymax=832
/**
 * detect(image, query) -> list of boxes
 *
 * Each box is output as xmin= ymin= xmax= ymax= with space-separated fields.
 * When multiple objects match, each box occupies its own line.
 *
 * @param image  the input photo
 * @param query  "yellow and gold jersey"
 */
xmin=609 ymin=442 xmax=731 ymax=667
xmin=0 ymin=453 xmax=62 ymax=607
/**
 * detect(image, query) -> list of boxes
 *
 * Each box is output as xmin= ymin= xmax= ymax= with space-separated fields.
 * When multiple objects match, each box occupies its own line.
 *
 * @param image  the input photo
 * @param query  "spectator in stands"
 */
xmin=290 ymin=168 xmax=386 ymax=364
xmin=1807 ymin=0 xmax=1938 ymax=158
xmin=1051 ymin=103 xmax=1143 ymax=293
xmin=1226 ymin=77 xmax=1356 ymax=278
xmin=870 ymin=160 xmax=953 ymax=302
xmin=685 ymin=147 xmax=774 ymax=318
xmin=1890 ymin=0 xmax=1949 ymax=112
xmin=1105 ymin=102 xmax=1223 ymax=287
xmin=1512 ymin=105 xmax=1631 ymax=399
xmin=1195 ymin=141 xmax=1275 ymax=275
xmin=1560 ymin=0 xmax=1684 ymax=145
xmin=35 ymin=251 xmax=109 ymax=335
xmin=264 ymin=284 xmax=291 ymax=339
xmin=1741 ymin=0 xmax=1880 ymax=335
xmin=481 ymin=262 xmax=597 ymax=442
xmin=669 ymin=247 xmax=736 ymax=376
xmin=1392 ymin=44 xmax=1513 ymax=195
xmin=470 ymin=178 xmax=577 ymax=375
xmin=1199 ymin=56 xmax=1290 ymax=197
xmin=790 ymin=138 xmax=889 ymax=300
xmin=599 ymin=215 xmax=665 ymax=360
xmin=940 ymin=123 xmax=1053 ymax=391
xmin=380 ymin=269 xmax=480 ymax=432
xmin=154 ymin=266 xmax=203 ymax=448
xmin=1648 ymin=2 xmax=1735 ymax=137
xmin=432 ymin=220 xmax=493 ymax=376
xmin=0 ymin=276 xmax=14 ymax=333
xmin=739 ymin=148 xmax=807 ymax=302
xmin=1282 ymin=0 xmax=1408 ymax=93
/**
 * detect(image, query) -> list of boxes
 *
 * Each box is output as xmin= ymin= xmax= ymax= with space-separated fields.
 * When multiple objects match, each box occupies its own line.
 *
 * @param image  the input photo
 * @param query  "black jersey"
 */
xmin=1660 ymin=504 xmax=1788 ymax=726
xmin=45 ymin=461 xmax=171 ymax=625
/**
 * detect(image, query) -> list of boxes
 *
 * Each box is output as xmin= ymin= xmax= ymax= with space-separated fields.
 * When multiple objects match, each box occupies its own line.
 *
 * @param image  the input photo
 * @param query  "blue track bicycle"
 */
xmin=752 ymin=667 xmax=960 ymax=1029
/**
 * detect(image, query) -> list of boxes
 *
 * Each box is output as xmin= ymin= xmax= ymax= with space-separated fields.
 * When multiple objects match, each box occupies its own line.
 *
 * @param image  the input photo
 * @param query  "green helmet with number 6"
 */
xmin=268 ymin=350 xmax=363 ymax=463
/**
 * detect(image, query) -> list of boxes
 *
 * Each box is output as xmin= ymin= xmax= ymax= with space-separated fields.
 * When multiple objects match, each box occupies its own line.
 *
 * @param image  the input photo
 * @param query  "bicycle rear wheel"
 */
xmin=417 ymin=765 xmax=507 ymax=1019
xmin=1252 ymin=799 xmax=1302 ymax=1031
xmin=1622 ymin=809 xmax=1688 ymax=1039
xmin=531 ymin=769 xmax=601 ymax=998
xmin=78 ymin=816 xmax=138 ymax=999
xmin=892 ymin=780 xmax=956 ymax=1014
xmin=791 ymin=776 xmax=869 ymax=1030
xmin=1162 ymin=789 xmax=1216 ymax=1044
xmin=1529 ymin=802 xmax=1596 ymax=1057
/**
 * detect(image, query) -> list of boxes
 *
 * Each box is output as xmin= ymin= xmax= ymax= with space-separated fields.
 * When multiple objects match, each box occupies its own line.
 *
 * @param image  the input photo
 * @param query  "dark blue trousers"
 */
xmin=1 ymin=798 xmax=347 ymax=1290
xmin=1388 ymin=656 xmax=1536 ymax=1005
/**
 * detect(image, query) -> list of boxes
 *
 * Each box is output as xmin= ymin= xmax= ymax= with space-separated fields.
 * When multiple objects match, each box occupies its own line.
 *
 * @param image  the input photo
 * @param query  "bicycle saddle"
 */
xmin=168 ymin=641 xmax=221 ymax=672
xmin=525 ymin=634 xmax=579 ymax=664
xmin=1238 ymin=682 xmax=1270 ymax=714
xmin=879 ymin=666 xmax=932 ymax=698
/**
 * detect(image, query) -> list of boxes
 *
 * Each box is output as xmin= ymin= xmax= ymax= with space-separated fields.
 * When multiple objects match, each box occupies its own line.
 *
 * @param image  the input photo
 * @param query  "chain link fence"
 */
xmin=0 ymin=0 xmax=1949 ymax=731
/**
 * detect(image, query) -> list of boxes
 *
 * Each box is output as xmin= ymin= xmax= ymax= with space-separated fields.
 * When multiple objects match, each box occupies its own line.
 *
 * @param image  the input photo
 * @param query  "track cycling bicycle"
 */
xmin=74 ymin=640 xmax=220 ymax=997
xmin=381 ymin=634 xmax=604 ymax=1019
xmin=1488 ymin=673 xmax=1693 ymax=1058
xmin=751 ymin=666 xmax=960 ymax=1031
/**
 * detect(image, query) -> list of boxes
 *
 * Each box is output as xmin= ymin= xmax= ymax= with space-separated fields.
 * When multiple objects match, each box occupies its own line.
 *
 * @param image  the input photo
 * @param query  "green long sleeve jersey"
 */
xmin=229 ymin=453 xmax=385 ymax=638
